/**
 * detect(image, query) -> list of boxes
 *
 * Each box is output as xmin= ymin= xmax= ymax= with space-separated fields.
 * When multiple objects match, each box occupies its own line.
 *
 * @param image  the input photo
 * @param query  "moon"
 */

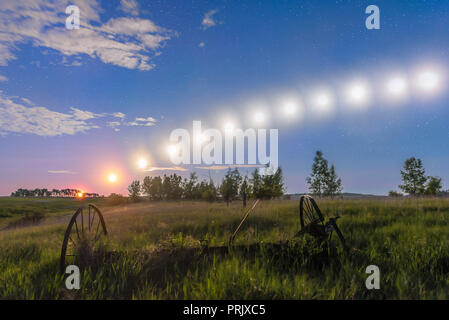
xmin=108 ymin=173 xmax=118 ymax=183
xmin=138 ymin=158 xmax=148 ymax=169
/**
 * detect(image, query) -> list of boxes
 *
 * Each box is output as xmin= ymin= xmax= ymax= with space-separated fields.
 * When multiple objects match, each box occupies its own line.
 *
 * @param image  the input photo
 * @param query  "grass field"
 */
xmin=1 ymin=196 xmax=449 ymax=299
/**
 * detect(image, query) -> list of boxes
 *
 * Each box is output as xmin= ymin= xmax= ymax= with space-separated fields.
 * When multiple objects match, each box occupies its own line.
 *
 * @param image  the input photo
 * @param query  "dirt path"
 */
xmin=0 ymin=202 xmax=156 ymax=234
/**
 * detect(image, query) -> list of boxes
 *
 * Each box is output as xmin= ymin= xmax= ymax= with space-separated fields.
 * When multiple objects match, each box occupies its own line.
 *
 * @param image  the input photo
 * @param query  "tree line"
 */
xmin=10 ymin=188 xmax=99 ymax=198
xmin=127 ymin=167 xmax=285 ymax=204
xmin=390 ymin=157 xmax=445 ymax=196
xmin=10 ymin=154 xmax=445 ymax=201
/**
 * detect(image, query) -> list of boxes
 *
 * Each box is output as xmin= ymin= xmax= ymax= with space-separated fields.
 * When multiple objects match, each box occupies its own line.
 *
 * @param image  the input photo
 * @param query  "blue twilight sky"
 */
xmin=1 ymin=0 xmax=449 ymax=196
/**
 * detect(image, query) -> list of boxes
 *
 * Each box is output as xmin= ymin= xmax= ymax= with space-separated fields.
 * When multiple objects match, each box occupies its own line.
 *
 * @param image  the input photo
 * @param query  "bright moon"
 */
xmin=279 ymin=97 xmax=303 ymax=121
xmin=346 ymin=82 xmax=370 ymax=107
xmin=224 ymin=122 xmax=234 ymax=133
xmin=415 ymin=69 xmax=442 ymax=93
xmin=108 ymin=173 xmax=117 ymax=183
xmin=283 ymin=101 xmax=297 ymax=116
xmin=386 ymin=76 xmax=408 ymax=97
xmin=311 ymin=90 xmax=335 ymax=115
xmin=167 ymin=145 xmax=178 ymax=156
xmin=316 ymin=93 xmax=331 ymax=107
xmin=138 ymin=158 xmax=148 ymax=169
xmin=254 ymin=111 xmax=265 ymax=124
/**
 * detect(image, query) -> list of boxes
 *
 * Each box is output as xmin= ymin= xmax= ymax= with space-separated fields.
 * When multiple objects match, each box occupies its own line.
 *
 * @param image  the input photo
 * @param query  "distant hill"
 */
xmin=286 ymin=193 xmax=387 ymax=199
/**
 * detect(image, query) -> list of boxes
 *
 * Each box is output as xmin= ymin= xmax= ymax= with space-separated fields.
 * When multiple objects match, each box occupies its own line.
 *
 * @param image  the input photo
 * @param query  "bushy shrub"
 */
xmin=108 ymin=193 xmax=128 ymax=206
xmin=6 ymin=211 xmax=45 ymax=229
xmin=389 ymin=190 xmax=403 ymax=197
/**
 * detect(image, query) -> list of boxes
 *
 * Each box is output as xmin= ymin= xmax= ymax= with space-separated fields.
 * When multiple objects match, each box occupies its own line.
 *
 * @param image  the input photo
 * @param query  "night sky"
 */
xmin=1 ymin=0 xmax=449 ymax=196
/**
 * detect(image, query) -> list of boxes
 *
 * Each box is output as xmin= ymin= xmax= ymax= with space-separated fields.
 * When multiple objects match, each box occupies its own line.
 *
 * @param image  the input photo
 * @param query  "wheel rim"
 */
xmin=299 ymin=195 xmax=324 ymax=229
xmin=60 ymin=204 xmax=107 ymax=273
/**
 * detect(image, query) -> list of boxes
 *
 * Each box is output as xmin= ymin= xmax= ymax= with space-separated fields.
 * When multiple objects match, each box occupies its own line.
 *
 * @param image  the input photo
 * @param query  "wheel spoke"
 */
xmin=74 ymin=219 xmax=80 ymax=239
xmin=307 ymin=200 xmax=315 ymax=221
xmin=68 ymin=235 xmax=76 ymax=247
xmin=305 ymin=200 xmax=315 ymax=223
xmin=300 ymin=202 xmax=306 ymax=225
xmin=90 ymin=211 xmax=95 ymax=230
xmin=301 ymin=201 xmax=308 ymax=225
xmin=302 ymin=201 xmax=310 ymax=225
xmin=81 ymin=209 xmax=84 ymax=233
xmin=94 ymin=218 xmax=101 ymax=240
xmin=305 ymin=199 xmax=312 ymax=217
xmin=300 ymin=197 xmax=323 ymax=228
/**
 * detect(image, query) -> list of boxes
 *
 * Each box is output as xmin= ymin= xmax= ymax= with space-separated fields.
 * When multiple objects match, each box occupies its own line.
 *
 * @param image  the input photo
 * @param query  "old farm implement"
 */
xmin=229 ymin=195 xmax=347 ymax=250
xmin=296 ymin=195 xmax=347 ymax=249
xmin=60 ymin=204 xmax=108 ymax=273
xmin=59 ymin=196 xmax=347 ymax=273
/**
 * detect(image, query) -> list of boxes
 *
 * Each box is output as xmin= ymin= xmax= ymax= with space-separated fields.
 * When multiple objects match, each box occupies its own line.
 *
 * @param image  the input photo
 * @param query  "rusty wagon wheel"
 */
xmin=298 ymin=196 xmax=348 ymax=251
xmin=60 ymin=204 xmax=107 ymax=273
xmin=299 ymin=195 xmax=325 ymax=229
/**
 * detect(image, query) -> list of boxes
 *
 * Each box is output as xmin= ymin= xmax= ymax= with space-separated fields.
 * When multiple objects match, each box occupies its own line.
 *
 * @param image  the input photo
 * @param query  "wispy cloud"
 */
xmin=0 ymin=92 xmax=158 ymax=136
xmin=61 ymin=56 xmax=83 ymax=67
xmin=48 ymin=170 xmax=77 ymax=174
xmin=136 ymin=117 xmax=157 ymax=122
xmin=145 ymin=166 xmax=188 ymax=172
xmin=0 ymin=75 xmax=7 ymax=82
xmin=195 ymin=164 xmax=266 ymax=170
xmin=21 ymin=98 xmax=34 ymax=105
xmin=107 ymin=116 xmax=157 ymax=131
xmin=112 ymin=112 xmax=126 ymax=119
xmin=131 ymin=116 xmax=157 ymax=126
xmin=119 ymin=0 xmax=139 ymax=16
xmin=202 ymin=9 xmax=219 ymax=30
xmin=70 ymin=107 xmax=102 ymax=120
xmin=0 ymin=0 xmax=174 ymax=71
xmin=0 ymin=93 xmax=100 ymax=136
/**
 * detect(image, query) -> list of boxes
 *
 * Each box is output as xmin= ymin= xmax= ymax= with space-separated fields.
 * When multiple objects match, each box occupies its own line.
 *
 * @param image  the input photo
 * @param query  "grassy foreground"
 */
xmin=1 ymin=197 xmax=449 ymax=299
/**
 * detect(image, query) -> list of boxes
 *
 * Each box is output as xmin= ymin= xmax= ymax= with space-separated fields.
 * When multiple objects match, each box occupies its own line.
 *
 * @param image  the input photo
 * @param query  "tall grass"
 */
xmin=1 ymin=197 xmax=449 ymax=299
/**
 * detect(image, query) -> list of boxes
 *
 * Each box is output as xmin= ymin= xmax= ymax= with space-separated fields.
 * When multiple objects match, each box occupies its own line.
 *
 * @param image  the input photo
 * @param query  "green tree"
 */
xmin=162 ymin=174 xmax=183 ymax=200
xmin=249 ymin=166 xmax=284 ymax=199
xmin=323 ymin=165 xmax=342 ymax=198
xmin=183 ymin=172 xmax=199 ymax=200
xmin=271 ymin=167 xmax=285 ymax=198
xmin=220 ymin=168 xmax=242 ymax=205
xmin=425 ymin=176 xmax=443 ymax=196
xmin=128 ymin=180 xmax=141 ymax=202
xmin=250 ymin=169 xmax=262 ymax=198
xmin=200 ymin=179 xmax=218 ymax=202
xmin=306 ymin=151 xmax=329 ymax=197
xmin=261 ymin=167 xmax=284 ymax=199
xmin=388 ymin=190 xmax=403 ymax=197
xmin=399 ymin=157 xmax=427 ymax=196
xmin=240 ymin=176 xmax=250 ymax=206
xmin=142 ymin=176 xmax=163 ymax=200
xmin=142 ymin=176 xmax=152 ymax=199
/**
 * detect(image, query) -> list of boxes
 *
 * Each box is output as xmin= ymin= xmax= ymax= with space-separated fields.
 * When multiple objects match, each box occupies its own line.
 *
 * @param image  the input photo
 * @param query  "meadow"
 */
xmin=1 ymin=196 xmax=449 ymax=299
